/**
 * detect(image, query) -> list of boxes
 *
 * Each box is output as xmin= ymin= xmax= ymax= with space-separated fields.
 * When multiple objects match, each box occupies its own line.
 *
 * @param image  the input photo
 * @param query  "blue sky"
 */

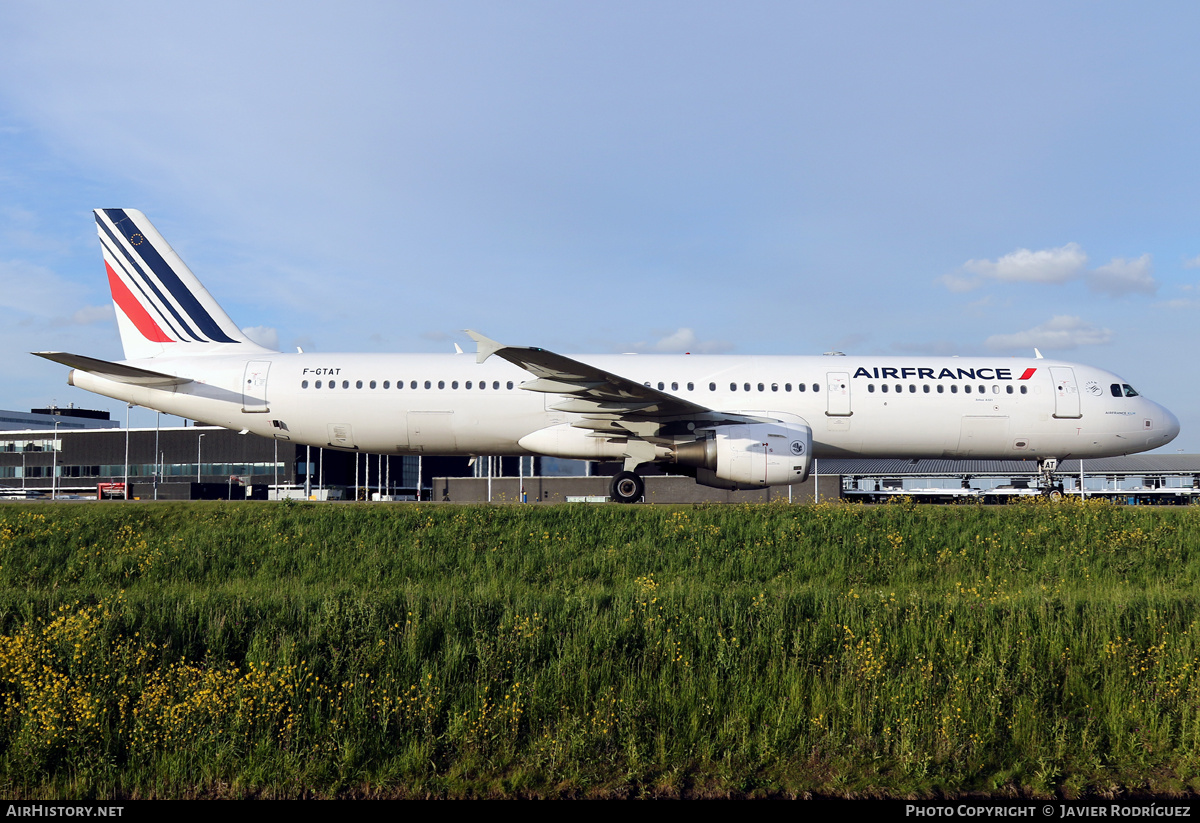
xmin=1 ymin=1 xmax=1197 ymax=447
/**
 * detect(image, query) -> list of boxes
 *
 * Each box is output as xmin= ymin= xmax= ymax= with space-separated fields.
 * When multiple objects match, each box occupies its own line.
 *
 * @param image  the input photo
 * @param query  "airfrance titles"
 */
xmin=852 ymin=367 xmax=1035 ymax=381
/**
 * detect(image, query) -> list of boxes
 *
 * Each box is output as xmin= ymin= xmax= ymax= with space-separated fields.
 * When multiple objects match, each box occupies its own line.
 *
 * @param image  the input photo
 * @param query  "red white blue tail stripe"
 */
xmin=95 ymin=209 xmax=264 ymax=359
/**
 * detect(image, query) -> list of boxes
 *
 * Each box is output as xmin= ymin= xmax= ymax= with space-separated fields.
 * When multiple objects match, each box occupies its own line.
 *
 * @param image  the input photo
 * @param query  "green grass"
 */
xmin=1 ymin=498 xmax=1199 ymax=798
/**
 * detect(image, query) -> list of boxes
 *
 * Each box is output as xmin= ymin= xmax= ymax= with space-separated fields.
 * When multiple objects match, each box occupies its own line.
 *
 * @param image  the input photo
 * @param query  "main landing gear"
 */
xmin=610 ymin=471 xmax=645 ymax=504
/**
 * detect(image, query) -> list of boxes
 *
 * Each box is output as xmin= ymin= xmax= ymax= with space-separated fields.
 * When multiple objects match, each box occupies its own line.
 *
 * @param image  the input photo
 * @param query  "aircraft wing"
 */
xmin=33 ymin=352 xmax=193 ymax=387
xmin=465 ymin=331 xmax=755 ymax=443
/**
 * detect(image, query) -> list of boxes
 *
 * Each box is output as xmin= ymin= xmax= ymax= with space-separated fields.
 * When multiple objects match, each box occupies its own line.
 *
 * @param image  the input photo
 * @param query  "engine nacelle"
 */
xmin=674 ymin=416 xmax=812 ymax=490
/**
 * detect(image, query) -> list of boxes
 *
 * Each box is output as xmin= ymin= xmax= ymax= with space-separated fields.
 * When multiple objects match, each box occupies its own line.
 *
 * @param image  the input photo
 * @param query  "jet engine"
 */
xmin=673 ymin=416 xmax=812 ymax=490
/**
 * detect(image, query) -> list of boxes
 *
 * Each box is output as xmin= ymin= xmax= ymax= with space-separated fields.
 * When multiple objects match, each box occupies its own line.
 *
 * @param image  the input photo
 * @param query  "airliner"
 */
xmin=35 ymin=209 xmax=1180 ymax=502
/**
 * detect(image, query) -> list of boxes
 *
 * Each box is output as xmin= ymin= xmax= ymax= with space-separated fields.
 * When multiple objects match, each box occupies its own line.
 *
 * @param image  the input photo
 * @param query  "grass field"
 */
xmin=0 ymin=498 xmax=1198 ymax=798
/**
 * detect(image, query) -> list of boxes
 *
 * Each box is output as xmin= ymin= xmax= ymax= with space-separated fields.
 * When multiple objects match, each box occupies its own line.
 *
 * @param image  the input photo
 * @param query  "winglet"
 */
xmin=1034 ymin=348 xmax=1044 ymax=360
xmin=464 ymin=330 xmax=504 ymax=364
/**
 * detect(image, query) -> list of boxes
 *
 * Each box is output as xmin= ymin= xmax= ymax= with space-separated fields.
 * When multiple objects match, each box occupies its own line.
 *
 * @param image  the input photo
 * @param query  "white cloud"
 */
xmin=69 ymin=304 xmax=114 ymax=325
xmin=0 ymin=260 xmax=71 ymax=315
xmin=984 ymin=315 xmax=1112 ymax=351
xmin=966 ymin=294 xmax=1011 ymax=312
xmin=963 ymin=243 xmax=1087 ymax=285
xmin=1086 ymin=254 xmax=1156 ymax=297
xmin=241 ymin=325 xmax=280 ymax=350
xmin=891 ymin=339 xmax=961 ymax=356
xmin=938 ymin=271 xmax=984 ymax=293
xmin=1184 ymin=255 xmax=1200 ymax=269
xmin=628 ymin=328 xmax=732 ymax=354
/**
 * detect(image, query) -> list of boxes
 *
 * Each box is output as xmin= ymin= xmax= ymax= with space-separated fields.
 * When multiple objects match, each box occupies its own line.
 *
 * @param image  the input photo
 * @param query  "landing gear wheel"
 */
xmin=1048 ymin=489 xmax=1063 ymax=502
xmin=610 ymin=471 xmax=644 ymax=504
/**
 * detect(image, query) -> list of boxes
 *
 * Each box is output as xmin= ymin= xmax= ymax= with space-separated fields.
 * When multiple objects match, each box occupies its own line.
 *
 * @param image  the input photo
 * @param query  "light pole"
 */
xmin=154 ymin=412 xmax=160 ymax=500
xmin=51 ymin=420 xmax=59 ymax=500
xmin=124 ymin=403 xmax=132 ymax=500
xmin=196 ymin=433 xmax=205 ymax=483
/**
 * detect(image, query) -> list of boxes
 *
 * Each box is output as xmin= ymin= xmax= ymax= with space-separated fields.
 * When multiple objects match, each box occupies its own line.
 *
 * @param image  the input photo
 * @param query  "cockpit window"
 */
xmin=1123 ymin=384 xmax=1139 ymax=397
xmin=1111 ymin=384 xmax=1121 ymax=397
xmin=1112 ymin=383 xmax=1140 ymax=397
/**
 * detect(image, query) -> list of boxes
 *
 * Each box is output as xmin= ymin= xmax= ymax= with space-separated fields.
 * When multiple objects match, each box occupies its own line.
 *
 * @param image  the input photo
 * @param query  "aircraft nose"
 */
xmin=1163 ymin=405 xmax=1181 ymax=445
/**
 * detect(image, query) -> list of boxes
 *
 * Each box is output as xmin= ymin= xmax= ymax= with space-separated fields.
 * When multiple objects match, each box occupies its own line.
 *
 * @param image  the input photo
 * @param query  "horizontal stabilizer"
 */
xmin=33 ymin=352 xmax=193 ymax=387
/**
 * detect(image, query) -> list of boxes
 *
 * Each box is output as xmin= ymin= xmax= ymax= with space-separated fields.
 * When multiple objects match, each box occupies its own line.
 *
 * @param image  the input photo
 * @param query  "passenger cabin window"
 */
xmin=302 ymin=380 xmax=309 ymax=389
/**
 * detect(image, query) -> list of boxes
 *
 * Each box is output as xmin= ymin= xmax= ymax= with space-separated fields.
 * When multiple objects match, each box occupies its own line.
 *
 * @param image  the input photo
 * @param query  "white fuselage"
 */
xmin=68 ymin=351 xmax=1180 ymax=461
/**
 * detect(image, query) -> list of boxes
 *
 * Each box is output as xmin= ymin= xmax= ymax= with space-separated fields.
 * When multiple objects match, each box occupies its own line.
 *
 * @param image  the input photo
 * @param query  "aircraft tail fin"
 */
xmin=94 ymin=209 xmax=275 ymax=360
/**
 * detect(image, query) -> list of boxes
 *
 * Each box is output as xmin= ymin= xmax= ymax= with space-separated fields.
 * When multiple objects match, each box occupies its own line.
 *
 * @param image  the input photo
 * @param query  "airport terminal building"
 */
xmin=0 ymin=406 xmax=536 ymax=500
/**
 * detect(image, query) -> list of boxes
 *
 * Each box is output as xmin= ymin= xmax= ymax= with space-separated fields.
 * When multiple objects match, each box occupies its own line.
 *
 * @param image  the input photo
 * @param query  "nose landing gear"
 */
xmin=1039 ymin=457 xmax=1065 ymax=500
